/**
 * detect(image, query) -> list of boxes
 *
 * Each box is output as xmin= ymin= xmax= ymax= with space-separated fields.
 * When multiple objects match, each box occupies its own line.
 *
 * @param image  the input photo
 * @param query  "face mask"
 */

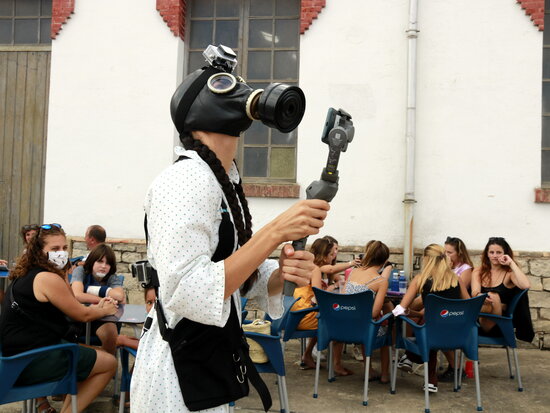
xmin=48 ymin=251 xmax=69 ymax=269
xmin=170 ymin=44 xmax=305 ymax=137
xmin=95 ymin=272 xmax=107 ymax=279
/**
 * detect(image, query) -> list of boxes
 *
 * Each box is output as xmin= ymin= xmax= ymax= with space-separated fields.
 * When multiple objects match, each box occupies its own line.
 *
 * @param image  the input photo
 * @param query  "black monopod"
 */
xmin=283 ymin=108 xmax=355 ymax=297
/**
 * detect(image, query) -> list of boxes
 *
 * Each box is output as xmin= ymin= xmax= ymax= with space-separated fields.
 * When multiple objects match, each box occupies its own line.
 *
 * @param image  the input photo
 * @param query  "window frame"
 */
xmin=184 ymin=0 xmax=301 ymax=185
xmin=0 ymin=0 xmax=52 ymax=46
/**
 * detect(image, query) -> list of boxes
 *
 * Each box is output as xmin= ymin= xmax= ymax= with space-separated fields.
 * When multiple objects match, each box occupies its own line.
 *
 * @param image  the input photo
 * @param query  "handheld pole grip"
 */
xmin=282 ymin=237 xmax=308 ymax=296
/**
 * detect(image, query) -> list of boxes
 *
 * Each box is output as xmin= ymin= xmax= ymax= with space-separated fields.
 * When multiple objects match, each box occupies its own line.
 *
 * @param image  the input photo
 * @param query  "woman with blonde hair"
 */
xmin=393 ymin=244 xmax=469 ymax=393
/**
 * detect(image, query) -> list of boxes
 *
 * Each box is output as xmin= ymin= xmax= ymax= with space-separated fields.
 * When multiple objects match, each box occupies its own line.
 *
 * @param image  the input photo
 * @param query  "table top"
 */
xmin=118 ymin=303 xmax=148 ymax=324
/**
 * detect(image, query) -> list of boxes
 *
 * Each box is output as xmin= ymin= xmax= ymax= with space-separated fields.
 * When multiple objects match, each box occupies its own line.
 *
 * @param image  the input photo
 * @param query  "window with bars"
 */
xmin=0 ymin=0 xmax=51 ymax=45
xmin=187 ymin=0 xmax=300 ymax=183
xmin=542 ymin=0 xmax=550 ymax=187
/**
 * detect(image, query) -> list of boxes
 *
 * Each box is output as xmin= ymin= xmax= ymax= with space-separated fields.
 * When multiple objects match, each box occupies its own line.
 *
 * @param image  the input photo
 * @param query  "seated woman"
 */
xmin=338 ymin=240 xmax=393 ymax=383
xmin=393 ymin=244 xmax=469 ymax=393
xmin=71 ymin=244 xmax=125 ymax=355
xmin=444 ymin=236 xmax=474 ymax=290
xmin=439 ymin=236 xmax=474 ymax=381
xmin=0 ymin=224 xmax=118 ymax=413
xmin=20 ymin=224 xmax=40 ymax=249
xmin=319 ymin=235 xmax=360 ymax=288
xmin=291 ymin=238 xmax=328 ymax=370
xmin=471 ymin=237 xmax=530 ymax=336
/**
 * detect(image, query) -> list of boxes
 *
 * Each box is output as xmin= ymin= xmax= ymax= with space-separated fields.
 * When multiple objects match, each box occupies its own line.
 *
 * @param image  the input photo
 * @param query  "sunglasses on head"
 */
xmin=40 ymin=223 xmax=62 ymax=230
xmin=488 ymin=237 xmax=505 ymax=243
xmin=445 ymin=236 xmax=458 ymax=243
xmin=22 ymin=224 xmax=39 ymax=231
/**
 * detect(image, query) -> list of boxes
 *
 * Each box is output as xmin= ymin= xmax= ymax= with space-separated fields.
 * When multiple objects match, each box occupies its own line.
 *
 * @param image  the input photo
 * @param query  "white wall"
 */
xmin=44 ymin=0 xmax=181 ymax=239
xmin=290 ymin=0 xmax=548 ymax=252
xmin=45 ymin=0 xmax=549 ymax=252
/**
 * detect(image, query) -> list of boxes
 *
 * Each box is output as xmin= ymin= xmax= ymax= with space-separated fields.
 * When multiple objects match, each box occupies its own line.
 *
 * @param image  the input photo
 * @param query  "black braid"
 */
xmin=180 ymin=133 xmax=258 ymax=294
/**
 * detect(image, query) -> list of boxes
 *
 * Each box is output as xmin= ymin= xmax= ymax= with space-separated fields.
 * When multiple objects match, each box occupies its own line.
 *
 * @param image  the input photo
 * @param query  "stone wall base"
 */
xmin=69 ymin=238 xmax=550 ymax=349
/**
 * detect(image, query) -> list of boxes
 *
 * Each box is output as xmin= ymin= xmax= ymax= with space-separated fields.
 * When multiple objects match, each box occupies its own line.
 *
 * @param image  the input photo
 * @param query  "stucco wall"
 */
xmin=44 ymin=0 xmax=181 ymax=239
xmin=45 ymin=0 xmax=548 ymax=252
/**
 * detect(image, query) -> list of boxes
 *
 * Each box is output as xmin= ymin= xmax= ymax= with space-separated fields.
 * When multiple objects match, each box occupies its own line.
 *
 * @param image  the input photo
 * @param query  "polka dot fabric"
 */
xmin=131 ymin=147 xmax=283 ymax=412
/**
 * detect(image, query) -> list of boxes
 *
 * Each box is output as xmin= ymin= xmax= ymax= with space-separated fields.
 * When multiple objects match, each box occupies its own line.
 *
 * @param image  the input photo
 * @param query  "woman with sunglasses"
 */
xmin=0 ymin=224 xmax=119 ymax=413
xmin=71 ymin=244 xmax=125 ymax=355
xmin=471 ymin=237 xmax=530 ymax=334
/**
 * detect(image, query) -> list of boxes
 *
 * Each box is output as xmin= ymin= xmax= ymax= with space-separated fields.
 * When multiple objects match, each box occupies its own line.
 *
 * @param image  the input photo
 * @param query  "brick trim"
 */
xmin=51 ymin=0 xmax=75 ymax=39
xmin=301 ymin=0 xmax=326 ymax=34
xmin=535 ymin=187 xmax=550 ymax=203
xmin=517 ymin=0 xmax=544 ymax=31
xmin=243 ymin=183 xmax=300 ymax=198
xmin=156 ymin=0 xmax=186 ymax=41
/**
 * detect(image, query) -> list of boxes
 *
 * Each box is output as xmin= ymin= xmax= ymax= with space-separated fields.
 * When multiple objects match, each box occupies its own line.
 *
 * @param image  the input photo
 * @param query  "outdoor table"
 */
xmin=119 ymin=303 xmax=148 ymax=337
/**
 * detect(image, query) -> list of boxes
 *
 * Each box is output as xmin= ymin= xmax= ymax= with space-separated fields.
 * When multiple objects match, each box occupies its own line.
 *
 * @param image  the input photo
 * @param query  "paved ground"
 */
xmin=1 ymin=341 xmax=548 ymax=413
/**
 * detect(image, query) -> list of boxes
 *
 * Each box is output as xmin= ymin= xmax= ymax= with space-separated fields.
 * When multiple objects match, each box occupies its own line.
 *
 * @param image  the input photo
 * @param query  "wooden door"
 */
xmin=0 ymin=50 xmax=50 ymax=264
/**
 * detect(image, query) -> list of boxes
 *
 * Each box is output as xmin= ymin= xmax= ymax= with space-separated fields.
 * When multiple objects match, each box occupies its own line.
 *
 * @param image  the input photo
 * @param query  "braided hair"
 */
xmin=180 ymin=133 xmax=258 ymax=294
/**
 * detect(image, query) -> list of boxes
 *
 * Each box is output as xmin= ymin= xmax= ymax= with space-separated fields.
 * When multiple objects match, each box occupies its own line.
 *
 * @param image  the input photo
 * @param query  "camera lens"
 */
xmin=257 ymin=83 xmax=306 ymax=133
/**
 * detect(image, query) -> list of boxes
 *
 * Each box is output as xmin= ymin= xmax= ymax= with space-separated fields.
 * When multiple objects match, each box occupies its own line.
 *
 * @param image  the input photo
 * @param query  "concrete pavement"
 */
xmin=1 ymin=341 xmax=548 ymax=413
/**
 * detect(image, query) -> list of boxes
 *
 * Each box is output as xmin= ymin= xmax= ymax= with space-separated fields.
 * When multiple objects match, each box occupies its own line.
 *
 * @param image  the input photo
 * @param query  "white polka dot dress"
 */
xmin=131 ymin=147 xmax=283 ymax=413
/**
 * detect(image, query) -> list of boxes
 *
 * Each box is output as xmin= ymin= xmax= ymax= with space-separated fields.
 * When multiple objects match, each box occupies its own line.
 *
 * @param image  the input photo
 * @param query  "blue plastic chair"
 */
xmin=265 ymin=295 xmax=300 ymax=336
xmin=0 ymin=343 xmax=80 ymax=413
xmin=240 ymin=296 xmax=249 ymax=320
xmin=393 ymin=294 xmax=486 ymax=413
xmin=244 ymin=332 xmax=290 ymax=413
xmin=118 ymin=346 xmax=137 ymax=413
xmin=477 ymin=288 xmax=529 ymax=392
xmin=282 ymin=296 xmax=318 ymax=364
xmin=312 ymin=287 xmax=394 ymax=406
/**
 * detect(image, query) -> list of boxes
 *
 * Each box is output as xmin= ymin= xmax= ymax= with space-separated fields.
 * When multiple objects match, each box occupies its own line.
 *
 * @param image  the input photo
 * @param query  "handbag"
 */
xmin=242 ymin=319 xmax=271 ymax=363
xmin=156 ymin=297 xmax=272 ymax=412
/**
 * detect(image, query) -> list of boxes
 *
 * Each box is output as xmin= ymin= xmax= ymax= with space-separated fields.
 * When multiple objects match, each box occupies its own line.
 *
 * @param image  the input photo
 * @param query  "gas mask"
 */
xmin=170 ymin=44 xmax=306 ymax=137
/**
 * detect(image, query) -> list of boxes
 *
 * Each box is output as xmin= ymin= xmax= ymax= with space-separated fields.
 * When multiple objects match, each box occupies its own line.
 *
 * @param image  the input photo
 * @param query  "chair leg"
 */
xmin=458 ymin=350 xmax=464 ymax=390
xmin=313 ymin=346 xmax=321 ymax=398
xmin=277 ymin=375 xmax=285 ymax=413
xmin=474 ymin=360 xmax=482 ymax=411
xmin=363 ymin=355 xmax=371 ymax=406
xmin=119 ymin=391 xmax=126 ymax=413
xmin=423 ymin=361 xmax=430 ymax=413
xmin=453 ymin=350 xmax=459 ymax=392
xmin=512 ymin=348 xmax=523 ymax=391
xmin=388 ymin=345 xmax=394 ymax=393
xmin=71 ymin=395 xmax=78 ymax=413
xmin=390 ymin=348 xmax=398 ymax=394
xmin=300 ymin=338 xmax=306 ymax=363
xmin=328 ymin=342 xmax=335 ymax=382
xmin=506 ymin=346 xmax=514 ymax=379
xmin=279 ymin=375 xmax=290 ymax=413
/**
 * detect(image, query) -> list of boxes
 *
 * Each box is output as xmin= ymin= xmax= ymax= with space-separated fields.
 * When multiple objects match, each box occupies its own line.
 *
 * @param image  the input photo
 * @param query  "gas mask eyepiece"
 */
xmin=171 ymin=44 xmax=306 ymax=137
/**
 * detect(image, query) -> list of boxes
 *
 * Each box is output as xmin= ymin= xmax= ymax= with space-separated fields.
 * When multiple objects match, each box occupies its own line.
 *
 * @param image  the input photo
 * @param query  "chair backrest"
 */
xmin=313 ymin=287 xmax=375 ymax=351
xmin=423 ymin=294 xmax=486 ymax=360
xmin=265 ymin=295 xmax=299 ymax=335
xmin=504 ymin=288 xmax=528 ymax=317
xmin=0 ymin=343 xmax=79 ymax=405
xmin=244 ymin=332 xmax=286 ymax=376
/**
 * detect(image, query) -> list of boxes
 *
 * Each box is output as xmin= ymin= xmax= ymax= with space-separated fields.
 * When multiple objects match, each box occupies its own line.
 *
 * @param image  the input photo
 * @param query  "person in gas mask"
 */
xmin=131 ymin=45 xmax=329 ymax=412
